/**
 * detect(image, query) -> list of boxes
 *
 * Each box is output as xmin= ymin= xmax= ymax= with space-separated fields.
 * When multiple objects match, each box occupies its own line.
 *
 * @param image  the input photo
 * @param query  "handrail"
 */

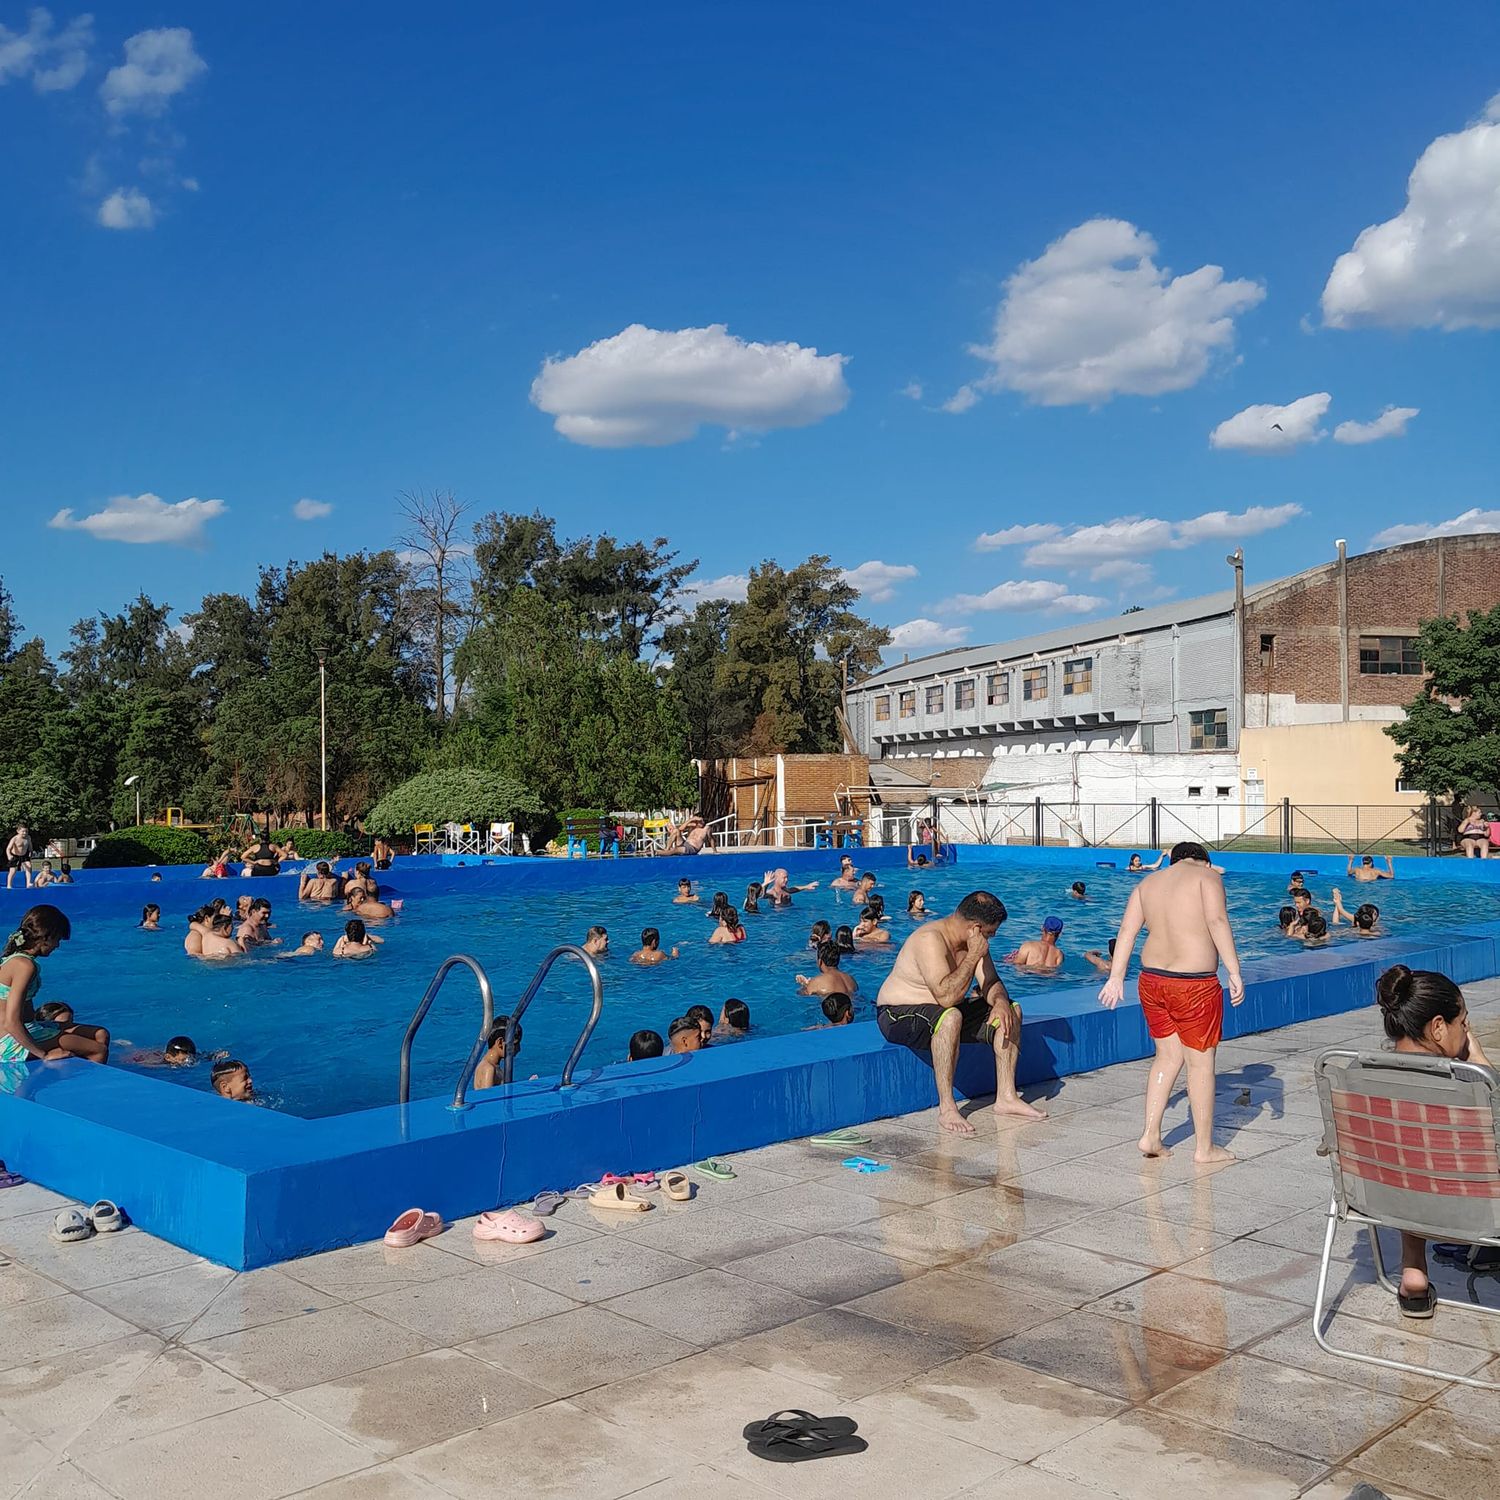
xmin=501 ymin=944 xmax=604 ymax=1089
xmin=398 ymin=953 xmax=495 ymax=1111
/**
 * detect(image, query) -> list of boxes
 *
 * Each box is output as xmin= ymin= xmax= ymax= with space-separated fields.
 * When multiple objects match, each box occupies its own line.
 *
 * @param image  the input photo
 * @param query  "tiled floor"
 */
xmin=3 ymin=984 xmax=1499 ymax=1500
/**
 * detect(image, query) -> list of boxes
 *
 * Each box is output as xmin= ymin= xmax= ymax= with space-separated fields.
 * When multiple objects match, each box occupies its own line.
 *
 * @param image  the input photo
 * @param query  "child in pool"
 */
xmin=852 ymin=906 xmax=890 ymax=944
xmin=140 ymin=903 xmax=161 ymax=931
xmin=333 ymin=919 xmax=382 ymax=958
xmin=211 ymin=1058 xmax=254 ymax=1100
xmin=0 ymin=907 xmax=108 ymax=1063
xmin=473 ymin=1015 xmax=522 ymax=1089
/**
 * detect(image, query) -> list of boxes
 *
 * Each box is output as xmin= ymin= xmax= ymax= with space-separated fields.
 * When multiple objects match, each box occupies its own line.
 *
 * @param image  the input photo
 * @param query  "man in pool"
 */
xmin=630 ymin=927 xmax=678 ymax=965
xmin=851 ymin=870 xmax=877 ymax=906
xmin=763 ymin=867 xmax=818 ymax=906
xmin=346 ymin=886 xmax=394 ymax=921
xmin=1348 ymin=854 xmax=1395 ymax=883
xmin=299 ymin=862 xmax=341 ymax=901
xmin=877 ymin=890 xmax=1045 ymax=1136
xmin=1069 ymin=881 xmax=1086 ymax=901
xmin=1331 ymin=890 xmax=1380 ymax=933
xmin=287 ymin=931 xmax=325 ymax=956
xmin=716 ymin=998 xmax=750 ymax=1037
xmin=666 ymin=1015 xmax=703 ymax=1053
xmin=1006 ymin=915 xmax=1065 ymax=970
xmin=796 ymin=940 xmax=857 ymax=998
xmin=1098 ymin=841 xmax=1244 ymax=1163
xmin=832 ymin=854 xmax=858 ymax=889
xmin=582 ymin=925 xmax=609 ymax=957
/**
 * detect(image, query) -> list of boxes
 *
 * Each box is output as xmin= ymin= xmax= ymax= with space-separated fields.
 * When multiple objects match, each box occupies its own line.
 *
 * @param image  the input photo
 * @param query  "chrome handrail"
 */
xmin=501 ymin=944 xmax=604 ymax=1089
xmin=397 ymin=953 xmax=495 ymax=1111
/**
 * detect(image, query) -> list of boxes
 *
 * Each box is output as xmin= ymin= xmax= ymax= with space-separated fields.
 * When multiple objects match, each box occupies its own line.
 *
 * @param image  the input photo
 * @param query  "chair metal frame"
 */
xmin=1312 ymin=1047 xmax=1500 ymax=1390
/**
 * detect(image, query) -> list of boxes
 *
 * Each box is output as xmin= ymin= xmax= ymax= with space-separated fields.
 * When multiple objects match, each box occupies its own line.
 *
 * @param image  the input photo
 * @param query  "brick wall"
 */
xmin=1242 ymin=535 xmax=1500 ymax=714
xmin=782 ymin=754 xmax=870 ymax=820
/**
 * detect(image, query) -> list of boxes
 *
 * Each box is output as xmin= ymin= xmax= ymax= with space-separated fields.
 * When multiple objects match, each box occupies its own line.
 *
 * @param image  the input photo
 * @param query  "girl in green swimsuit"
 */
xmin=0 ymin=906 xmax=109 ymax=1064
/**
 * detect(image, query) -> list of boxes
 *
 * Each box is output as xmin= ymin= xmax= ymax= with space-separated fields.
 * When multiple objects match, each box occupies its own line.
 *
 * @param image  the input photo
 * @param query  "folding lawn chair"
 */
xmin=1313 ymin=1047 xmax=1500 ymax=1390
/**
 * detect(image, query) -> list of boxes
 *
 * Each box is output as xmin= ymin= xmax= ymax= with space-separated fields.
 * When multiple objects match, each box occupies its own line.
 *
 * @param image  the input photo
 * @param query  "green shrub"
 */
xmin=84 ymin=825 xmax=213 ymax=868
xmin=364 ymin=768 xmax=542 ymax=838
xmin=271 ymin=829 xmax=363 ymax=860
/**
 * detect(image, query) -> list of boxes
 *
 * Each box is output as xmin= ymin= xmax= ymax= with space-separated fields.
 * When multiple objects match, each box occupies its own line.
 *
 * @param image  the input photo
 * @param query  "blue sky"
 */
xmin=3 ymin=3 xmax=1499 ymax=659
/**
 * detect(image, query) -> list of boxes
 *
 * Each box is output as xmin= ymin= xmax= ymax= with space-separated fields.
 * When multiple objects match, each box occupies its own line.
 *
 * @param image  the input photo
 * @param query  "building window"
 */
xmin=1023 ymin=665 xmax=1048 ymax=701
xmin=986 ymin=671 xmax=1009 ymax=706
xmin=1215 ymin=785 xmax=1231 ymax=798
xmin=924 ymin=684 xmax=945 ymax=715
xmin=1187 ymin=785 xmax=1203 ymax=798
xmin=1358 ymin=635 xmax=1422 ymax=675
xmin=955 ymin=679 xmax=975 ymax=710
xmin=1062 ymin=657 xmax=1093 ymax=695
xmin=898 ymin=690 xmax=915 ymax=719
xmin=1190 ymin=709 xmax=1229 ymax=750
xmin=1259 ymin=633 xmax=1275 ymax=667
xmin=874 ymin=695 xmax=890 ymax=722
xmin=1396 ymin=777 xmax=1420 ymax=793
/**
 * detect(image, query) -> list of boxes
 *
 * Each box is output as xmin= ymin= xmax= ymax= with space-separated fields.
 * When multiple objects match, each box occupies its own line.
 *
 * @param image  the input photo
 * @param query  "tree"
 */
xmin=1387 ymin=606 xmax=1500 ymax=799
xmin=364 ymin=768 xmax=542 ymax=836
xmin=398 ymin=489 xmax=472 ymax=722
xmin=661 ymin=599 xmax=749 ymax=761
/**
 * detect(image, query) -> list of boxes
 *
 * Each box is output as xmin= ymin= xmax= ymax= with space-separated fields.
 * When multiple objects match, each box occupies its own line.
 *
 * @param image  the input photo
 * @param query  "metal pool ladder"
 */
xmin=397 ymin=946 xmax=605 ymax=1110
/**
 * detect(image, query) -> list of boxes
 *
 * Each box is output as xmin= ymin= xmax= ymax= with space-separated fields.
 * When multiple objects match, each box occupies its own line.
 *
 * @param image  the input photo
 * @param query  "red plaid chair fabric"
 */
xmin=1313 ymin=1048 xmax=1500 ymax=1390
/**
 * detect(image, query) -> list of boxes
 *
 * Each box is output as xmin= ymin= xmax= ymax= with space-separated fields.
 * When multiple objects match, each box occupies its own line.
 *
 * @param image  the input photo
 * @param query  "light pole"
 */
xmin=124 ymin=774 xmax=141 ymax=827
xmin=318 ymin=653 xmax=328 ymax=833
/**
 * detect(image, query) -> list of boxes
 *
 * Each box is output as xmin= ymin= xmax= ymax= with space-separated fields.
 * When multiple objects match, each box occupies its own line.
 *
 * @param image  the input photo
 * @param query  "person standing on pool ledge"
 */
xmin=876 ymin=890 xmax=1046 ymax=1136
xmin=1098 ymin=841 xmax=1244 ymax=1163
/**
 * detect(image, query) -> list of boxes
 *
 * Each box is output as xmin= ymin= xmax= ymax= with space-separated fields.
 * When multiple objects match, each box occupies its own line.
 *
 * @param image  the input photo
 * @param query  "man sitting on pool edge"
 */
xmin=876 ymin=889 xmax=1046 ymax=1136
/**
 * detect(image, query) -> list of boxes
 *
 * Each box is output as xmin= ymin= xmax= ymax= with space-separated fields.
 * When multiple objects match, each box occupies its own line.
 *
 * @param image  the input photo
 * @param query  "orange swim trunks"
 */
xmin=1136 ymin=967 xmax=1225 ymax=1051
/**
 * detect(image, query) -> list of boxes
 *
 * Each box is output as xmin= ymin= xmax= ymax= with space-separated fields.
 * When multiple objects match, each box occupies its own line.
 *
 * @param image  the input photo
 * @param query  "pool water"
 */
xmin=49 ymin=861 xmax=1489 ymax=1117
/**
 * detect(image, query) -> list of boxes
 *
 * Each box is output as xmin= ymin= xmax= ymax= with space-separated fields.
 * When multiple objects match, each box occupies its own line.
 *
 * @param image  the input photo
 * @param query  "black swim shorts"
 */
xmin=877 ymin=996 xmax=1003 ymax=1053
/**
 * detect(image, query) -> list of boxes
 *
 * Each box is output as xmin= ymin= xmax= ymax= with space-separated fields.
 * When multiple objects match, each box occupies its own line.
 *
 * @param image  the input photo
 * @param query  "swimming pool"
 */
xmin=57 ymin=856 xmax=1497 ymax=1116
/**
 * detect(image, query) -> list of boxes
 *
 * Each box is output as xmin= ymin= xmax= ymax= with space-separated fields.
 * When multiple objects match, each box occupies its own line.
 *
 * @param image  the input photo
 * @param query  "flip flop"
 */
xmin=810 ymin=1130 xmax=871 ymax=1148
xmin=88 ymin=1199 xmax=125 ymax=1233
xmin=839 ymin=1157 xmax=890 ymax=1173
xmin=50 ymin=1207 xmax=93 ymax=1244
xmin=588 ymin=1182 xmax=652 ymax=1213
xmin=694 ymin=1159 xmax=736 ymax=1181
xmin=530 ymin=1190 xmax=566 ymax=1217
xmin=743 ymin=1411 xmax=859 ymax=1441
xmin=0 ymin=1170 xmax=24 ymax=1190
xmin=662 ymin=1170 xmax=692 ymax=1201
xmin=383 ymin=1208 xmax=444 ymax=1247
xmin=473 ymin=1210 xmax=545 ymax=1243
xmin=745 ymin=1410 xmax=867 ymax=1464
xmin=564 ymin=1184 xmax=600 ymax=1200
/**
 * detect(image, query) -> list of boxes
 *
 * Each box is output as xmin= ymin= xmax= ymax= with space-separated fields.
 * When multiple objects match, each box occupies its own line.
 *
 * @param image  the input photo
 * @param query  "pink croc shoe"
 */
xmin=472 ymin=1210 xmax=545 ymax=1244
xmin=384 ymin=1208 xmax=444 ymax=1248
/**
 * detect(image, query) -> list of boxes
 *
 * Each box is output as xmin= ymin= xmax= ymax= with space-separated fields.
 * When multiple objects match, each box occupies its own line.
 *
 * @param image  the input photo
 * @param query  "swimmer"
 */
xmin=473 ymin=1015 xmax=522 ymax=1089
xmin=237 ymin=898 xmax=279 ymax=948
xmin=140 ymin=903 xmax=162 ymax=931
xmin=1348 ymin=854 xmax=1395 ymax=883
xmin=630 ymin=927 xmax=679 ymax=965
xmin=833 ymin=923 xmax=856 ymax=955
xmin=708 ymin=907 xmax=745 ymax=944
xmin=742 ymin=882 xmax=763 ymax=915
xmin=852 ymin=906 xmax=891 ymax=944
xmin=1069 ymin=881 xmax=1086 ymax=901
xmin=820 ymin=993 xmax=854 ymax=1026
xmin=332 ymin=918 xmax=381 ymax=958
xmin=184 ymin=905 xmax=213 ymax=956
xmin=1277 ymin=905 xmax=1298 ymax=935
xmin=628 ymin=1029 xmax=664 ymax=1060
xmin=1083 ymin=937 xmax=1117 ymax=974
xmin=1005 ymin=915 xmax=1065 ymax=970
xmin=807 ymin=919 xmax=832 ymax=949
xmin=1301 ymin=909 xmax=1329 ymax=944
xmin=211 ymin=1058 xmax=254 ymax=1101
xmin=716 ymin=998 xmax=750 ymax=1037
xmin=1331 ymin=890 xmax=1380 ymax=933
xmin=666 ymin=1015 xmax=703 ymax=1054
xmin=582 ymin=925 xmax=609 ymax=957
xmin=907 ymin=891 xmax=927 ymax=917
xmin=851 ymin=871 xmax=877 ymax=906
xmin=128 ymin=1036 xmax=199 ymax=1068
xmin=1099 ymin=842 xmax=1243 ymax=1163
xmin=1287 ymin=889 xmax=1313 ymax=935
xmin=906 ymin=847 xmax=931 ymax=868
xmin=344 ymin=861 xmax=379 ymax=900
xmin=287 ymin=931 xmax=325 ymax=956
xmin=346 ymin=887 xmax=394 ymax=921
xmin=1287 ymin=870 xmax=1307 ymax=895
xmin=33 ymin=860 xmax=56 ymax=888
xmin=235 ymin=894 xmax=253 ymax=922
xmin=763 ymin=867 xmax=818 ymax=907
xmin=796 ymin=940 xmax=857 ymax=997
xmin=673 ymin=878 xmax=699 ymax=904
xmin=1127 ymin=852 xmax=1167 ymax=873
xmin=831 ymin=854 xmax=859 ymax=890
xmin=706 ymin=891 xmax=731 ymax=922
xmin=867 ymin=893 xmax=887 ymax=921
xmin=200 ymin=911 xmax=246 ymax=959
xmin=298 ymin=862 xmax=341 ymax=901
xmin=686 ymin=1004 xmax=714 ymax=1045
xmin=0 ymin=906 xmax=109 ymax=1064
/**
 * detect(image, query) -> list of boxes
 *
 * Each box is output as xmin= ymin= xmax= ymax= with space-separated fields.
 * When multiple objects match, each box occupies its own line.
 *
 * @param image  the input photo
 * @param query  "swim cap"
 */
xmin=1043 ymin=915 xmax=1064 ymax=934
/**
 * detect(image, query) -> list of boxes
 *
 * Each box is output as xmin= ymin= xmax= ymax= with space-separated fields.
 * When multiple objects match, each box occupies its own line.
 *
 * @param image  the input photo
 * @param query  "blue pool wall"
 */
xmin=2 ymin=845 xmax=1498 ymax=1268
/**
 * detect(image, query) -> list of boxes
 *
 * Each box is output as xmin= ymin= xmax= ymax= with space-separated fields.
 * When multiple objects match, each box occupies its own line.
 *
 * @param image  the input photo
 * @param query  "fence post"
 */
xmin=1426 ymin=798 xmax=1439 ymax=858
xmin=1282 ymin=798 xmax=1292 ymax=854
xmin=1033 ymin=798 xmax=1043 ymax=847
xmin=1148 ymin=797 xmax=1159 ymax=850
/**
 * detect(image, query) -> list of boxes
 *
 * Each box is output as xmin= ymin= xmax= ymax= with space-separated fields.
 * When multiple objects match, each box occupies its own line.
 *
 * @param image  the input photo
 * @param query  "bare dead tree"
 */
xmin=397 ymin=489 xmax=473 ymax=723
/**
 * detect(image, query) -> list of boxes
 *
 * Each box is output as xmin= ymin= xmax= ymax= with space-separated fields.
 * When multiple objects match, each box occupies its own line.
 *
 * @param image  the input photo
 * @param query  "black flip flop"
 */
xmin=742 ymin=1409 xmax=858 ymax=1442
xmin=748 ymin=1424 xmax=869 ymax=1464
xmin=1397 ymin=1284 xmax=1436 ymax=1320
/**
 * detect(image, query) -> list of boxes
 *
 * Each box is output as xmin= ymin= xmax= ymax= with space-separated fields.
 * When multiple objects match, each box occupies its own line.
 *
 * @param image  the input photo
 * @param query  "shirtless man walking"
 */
xmin=1098 ymin=841 xmax=1244 ymax=1163
xmin=877 ymin=890 xmax=1046 ymax=1135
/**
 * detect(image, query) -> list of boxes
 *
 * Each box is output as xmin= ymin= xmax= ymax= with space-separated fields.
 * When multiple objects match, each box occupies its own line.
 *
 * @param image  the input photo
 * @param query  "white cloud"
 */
xmin=0 ymin=9 xmax=93 ymax=92
xmin=1021 ymin=504 xmax=1304 ymax=567
xmin=1089 ymin=559 xmax=1155 ymax=588
xmin=100 ymin=27 xmax=205 ymax=117
xmin=974 ymin=522 xmax=1063 ymax=552
xmin=1322 ymin=98 xmax=1500 ymax=330
xmin=677 ymin=572 xmax=751 ymax=608
xmin=1333 ymin=405 xmax=1419 ymax=445
xmin=942 ymin=384 xmax=980 ymax=414
xmin=1209 ymin=393 xmax=1330 ymax=452
xmin=293 ymin=498 xmax=332 ymax=521
xmin=940 ymin=579 xmax=1108 ymax=614
xmin=1370 ymin=507 xmax=1500 ymax=548
xmin=49 ymin=492 xmax=226 ymax=546
xmin=529 ymin=323 xmax=849 ymax=447
xmin=887 ymin=619 xmax=970 ymax=650
xmin=900 ymin=381 xmax=923 ymax=401
xmin=841 ymin=560 xmax=917 ymax=603
xmin=96 ymin=186 xmax=154 ymax=229
xmin=959 ymin=218 xmax=1263 ymax=408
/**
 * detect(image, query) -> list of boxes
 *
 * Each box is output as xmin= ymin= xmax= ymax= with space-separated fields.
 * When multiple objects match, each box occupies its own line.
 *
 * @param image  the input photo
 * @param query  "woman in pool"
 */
xmin=808 ymin=919 xmax=831 ymax=949
xmin=1127 ymin=852 xmax=1167 ymax=872
xmin=833 ymin=923 xmax=856 ymax=955
xmin=907 ymin=890 xmax=927 ymax=918
xmin=707 ymin=890 xmax=731 ymax=923
xmin=333 ymin=918 xmax=382 ymax=958
xmin=742 ymin=882 xmax=762 ymax=915
xmin=852 ymin=906 xmax=890 ymax=944
xmin=0 ymin=906 xmax=109 ymax=1064
xmin=140 ymin=903 xmax=161 ymax=931
xmin=708 ymin=907 xmax=746 ymax=945
xmin=1458 ymin=805 xmax=1490 ymax=859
